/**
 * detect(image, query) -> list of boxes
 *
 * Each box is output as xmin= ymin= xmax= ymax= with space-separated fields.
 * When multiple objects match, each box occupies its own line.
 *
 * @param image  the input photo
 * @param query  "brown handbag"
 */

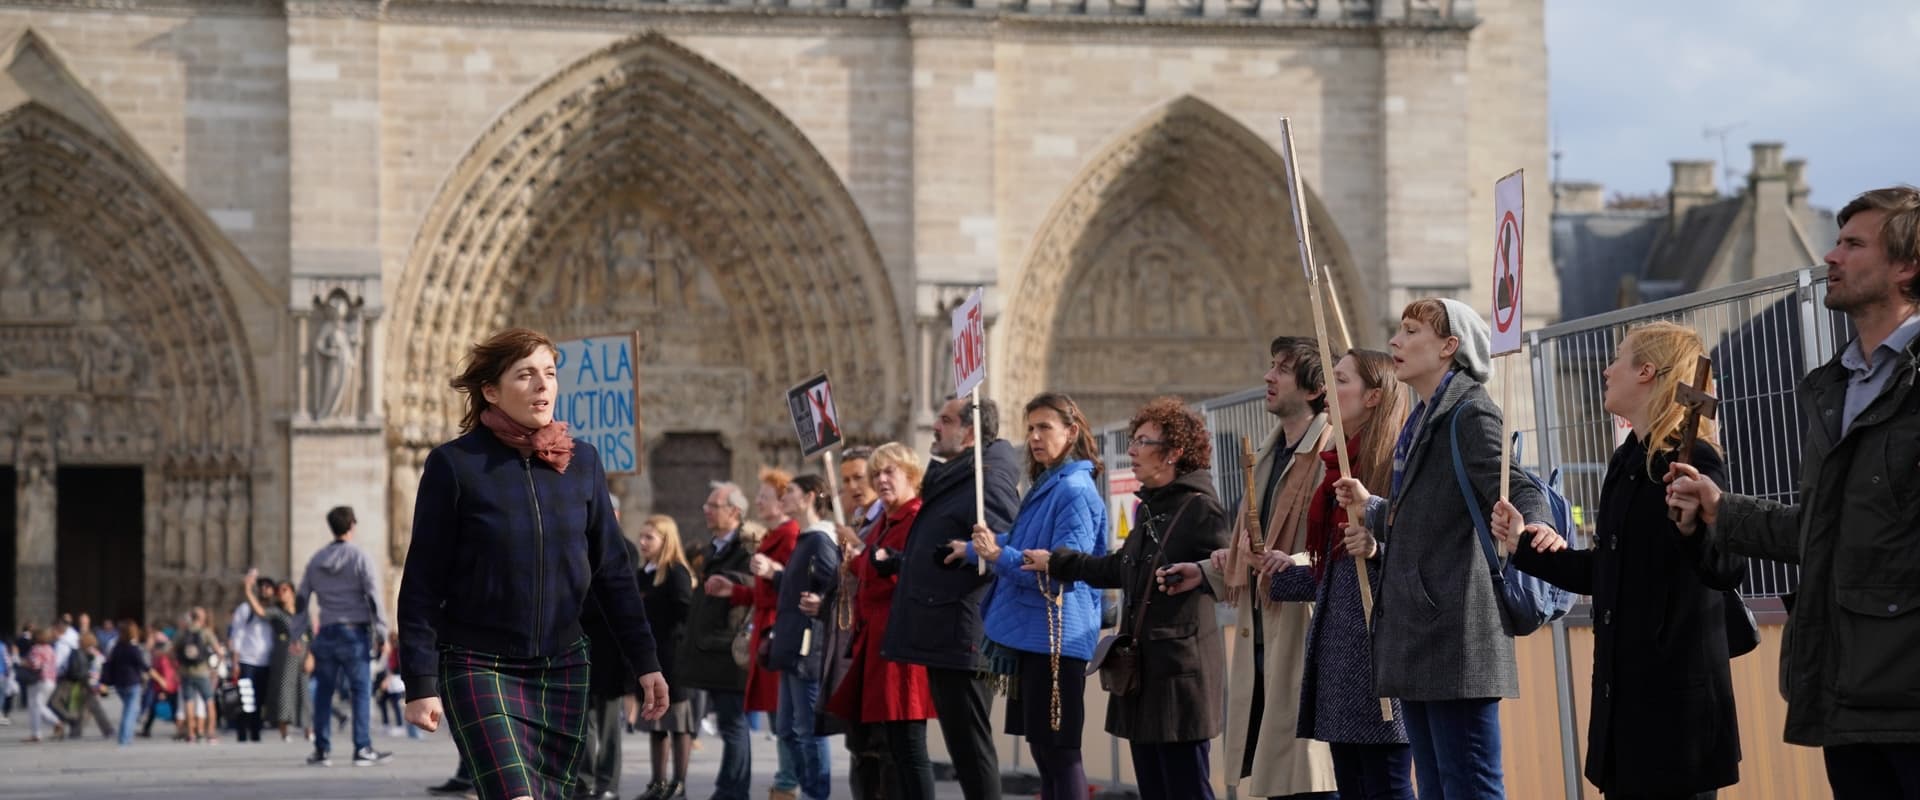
xmin=1087 ymin=496 xmax=1197 ymax=697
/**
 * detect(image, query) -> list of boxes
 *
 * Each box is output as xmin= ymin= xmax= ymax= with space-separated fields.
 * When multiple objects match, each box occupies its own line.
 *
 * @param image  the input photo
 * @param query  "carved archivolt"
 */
xmin=386 ymin=33 xmax=909 ymax=553
xmin=0 ymin=104 xmax=259 ymax=468
xmin=1001 ymin=95 xmax=1367 ymax=415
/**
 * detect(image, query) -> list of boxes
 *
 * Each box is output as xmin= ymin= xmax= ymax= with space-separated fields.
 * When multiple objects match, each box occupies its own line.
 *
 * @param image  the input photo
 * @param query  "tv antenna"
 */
xmin=1703 ymin=122 xmax=1746 ymax=193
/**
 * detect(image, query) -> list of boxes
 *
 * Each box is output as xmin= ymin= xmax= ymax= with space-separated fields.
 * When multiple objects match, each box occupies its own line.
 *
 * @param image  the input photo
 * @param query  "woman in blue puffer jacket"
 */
xmin=947 ymin=392 xmax=1107 ymax=800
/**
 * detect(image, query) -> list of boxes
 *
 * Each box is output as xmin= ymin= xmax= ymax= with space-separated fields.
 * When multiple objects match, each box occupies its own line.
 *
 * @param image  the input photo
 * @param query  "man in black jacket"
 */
xmin=676 ymin=482 xmax=757 ymax=800
xmin=881 ymin=396 xmax=1020 ymax=800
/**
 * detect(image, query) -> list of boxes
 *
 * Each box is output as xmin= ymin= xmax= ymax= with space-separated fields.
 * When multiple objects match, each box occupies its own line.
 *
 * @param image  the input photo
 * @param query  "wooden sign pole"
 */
xmin=1280 ymin=117 xmax=1389 ymax=720
xmin=973 ymin=388 xmax=988 ymax=576
xmin=821 ymin=448 xmax=848 ymax=529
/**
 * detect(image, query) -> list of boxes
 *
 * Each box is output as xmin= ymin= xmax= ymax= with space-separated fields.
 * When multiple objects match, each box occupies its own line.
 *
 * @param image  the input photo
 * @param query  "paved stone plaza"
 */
xmin=0 ymin=721 xmax=989 ymax=800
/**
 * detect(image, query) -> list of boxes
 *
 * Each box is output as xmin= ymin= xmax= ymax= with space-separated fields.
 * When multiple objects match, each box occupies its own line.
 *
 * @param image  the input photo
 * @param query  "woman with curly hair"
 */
xmin=1021 ymin=397 xmax=1227 ymax=800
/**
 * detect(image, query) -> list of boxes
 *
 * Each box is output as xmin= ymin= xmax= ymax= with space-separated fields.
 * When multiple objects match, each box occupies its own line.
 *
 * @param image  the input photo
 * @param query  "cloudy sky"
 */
xmin=1547 ymin=0 xmax=1920 ymax=208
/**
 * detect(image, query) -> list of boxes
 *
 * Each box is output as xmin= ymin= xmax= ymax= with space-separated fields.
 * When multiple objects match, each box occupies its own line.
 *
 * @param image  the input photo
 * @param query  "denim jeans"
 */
xmin=1404 ymin=698 xmax=1505 ymax=800
xmin=708 ymin=690 xmax=753 ymax=800
xmin=115 ymin=684 xmax=144 ymax=746
xmin=775 ymin=672 xmax=831 ymax=800
xmin=1330 ymin=741 xmax=1416 ymax=800
xmin=311 ymin=624 xmax=373 ymax=756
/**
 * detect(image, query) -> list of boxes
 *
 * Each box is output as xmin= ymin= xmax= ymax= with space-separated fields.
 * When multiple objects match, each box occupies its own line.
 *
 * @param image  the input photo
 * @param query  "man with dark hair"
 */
xmin=296 ymin=505 xmax=391 ymax=767
xmin=1271 ymin=335 xmax=1329 ymax=415
xmin=879 ymin=395 xmax=1020 ymax=800
xmin=1668 ymin=185 xmax=1920 ymax=799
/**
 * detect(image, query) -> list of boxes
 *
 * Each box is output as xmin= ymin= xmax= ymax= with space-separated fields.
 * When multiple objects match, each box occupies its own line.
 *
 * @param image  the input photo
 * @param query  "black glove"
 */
xmin=871 ymin=549 xmax=901 ymax=578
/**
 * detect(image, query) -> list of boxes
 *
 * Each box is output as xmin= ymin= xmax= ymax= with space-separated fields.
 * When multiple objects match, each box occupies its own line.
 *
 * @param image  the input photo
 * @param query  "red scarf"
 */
xmin=1304 ymin=438 xmax=1359 ymax=585
xmin=480 ymin=406 xmax=575 ymax=474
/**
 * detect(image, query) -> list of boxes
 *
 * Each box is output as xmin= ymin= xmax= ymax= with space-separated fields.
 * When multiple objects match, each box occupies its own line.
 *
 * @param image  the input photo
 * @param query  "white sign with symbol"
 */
xmin=1491 ymin=169 xmax=1525 ymax=356
xmin=950 ymin=288 xmax=987 ymax=399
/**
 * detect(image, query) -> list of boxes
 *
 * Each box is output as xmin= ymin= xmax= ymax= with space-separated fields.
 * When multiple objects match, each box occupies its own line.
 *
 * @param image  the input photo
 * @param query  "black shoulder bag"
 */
xmin=1086 ymin=496 xmax=1197 ymax=697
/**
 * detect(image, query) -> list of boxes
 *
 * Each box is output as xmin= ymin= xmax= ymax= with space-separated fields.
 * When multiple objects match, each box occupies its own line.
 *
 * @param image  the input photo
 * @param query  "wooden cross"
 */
xmin=1668 ymin=355 xmax=1719 ymax=522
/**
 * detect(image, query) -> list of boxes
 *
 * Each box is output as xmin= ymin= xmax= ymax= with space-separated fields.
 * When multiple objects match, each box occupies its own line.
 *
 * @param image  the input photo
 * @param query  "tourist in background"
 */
xmin=633 ymin=514 xmax=697 ymax=800
xmin=680 ymin=481 xmax=760 ymax=800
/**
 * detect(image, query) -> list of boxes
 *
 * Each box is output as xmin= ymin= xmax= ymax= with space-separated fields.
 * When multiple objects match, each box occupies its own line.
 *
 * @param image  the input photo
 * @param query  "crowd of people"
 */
xmin=3 ymin=567 xmax=395 ymax=758
xmin=5 ymin=185 xmax=1915 ymax=800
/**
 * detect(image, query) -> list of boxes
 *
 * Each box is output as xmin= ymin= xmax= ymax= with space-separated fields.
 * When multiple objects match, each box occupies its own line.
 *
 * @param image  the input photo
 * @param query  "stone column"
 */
xmin=1377 ymin=28 xmax=1473 ymax=303
xmin=14 ymin=428 xmax=56 ymax=627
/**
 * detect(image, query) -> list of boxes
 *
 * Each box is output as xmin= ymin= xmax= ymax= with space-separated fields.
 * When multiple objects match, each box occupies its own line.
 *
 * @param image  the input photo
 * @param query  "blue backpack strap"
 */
xmin=1447 ymin=409 xmax=1506 ymax=578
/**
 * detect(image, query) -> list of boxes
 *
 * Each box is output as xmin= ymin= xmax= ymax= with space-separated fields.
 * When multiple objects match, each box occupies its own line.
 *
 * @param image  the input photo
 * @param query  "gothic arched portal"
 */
xmin=386 ymin=33 xmax=909 ymax=561
xmin=1002 ymin=96 xmax=1368 ymax=425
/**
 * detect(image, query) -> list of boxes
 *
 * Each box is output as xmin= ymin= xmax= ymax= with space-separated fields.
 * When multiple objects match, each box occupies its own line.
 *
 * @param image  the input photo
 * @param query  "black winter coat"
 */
xmin=398 ymin=428 xmax=659 ymax=702
xmin=675 ymin=527 xmax=754 ymax=692
xmin=1512 ymin=437 xmax=1744 ymax=795
xmin=1049 ymin=469 xmax=1228 ymax=744
xmin=881 ymin=439 xmax=1021 ymax=672
xmin=583 ymin=537 xmax=644 ymax=702
xmin=638 ymin=562 xmax=693 ymax=703
xmin=766 ymin=522 xmax=842 ymax=681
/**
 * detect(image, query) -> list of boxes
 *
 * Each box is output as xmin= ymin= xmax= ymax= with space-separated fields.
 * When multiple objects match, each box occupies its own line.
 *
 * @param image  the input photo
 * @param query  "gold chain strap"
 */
xmin=1038 ymin=572 xmax=1063 ymax=732
xmin=836 ymin=565 xmax=856 ymax=631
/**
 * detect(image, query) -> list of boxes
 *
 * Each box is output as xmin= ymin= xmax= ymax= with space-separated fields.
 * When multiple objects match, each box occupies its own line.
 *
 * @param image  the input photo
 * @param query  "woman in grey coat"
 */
xmin=1334 ymin=298 xmax=1563 ymax=800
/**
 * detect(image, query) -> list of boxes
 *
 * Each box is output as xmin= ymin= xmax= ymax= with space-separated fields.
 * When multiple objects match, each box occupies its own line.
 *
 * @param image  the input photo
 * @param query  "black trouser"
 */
xmin=847 ymin=722 xmax=894 ymax=800
xmin=925 ymin=667 xmax=1001 ymax=800
xmin=236 ymin=664 xmax=268 ymax=741
xmin=580 ymin=696 xmax=623 ymax=795
xmin=1131 ymin=740 xmax=1213 ymax=800
xmin=1825 ymin=743 xmax=1920 ymax=800
xmin=1329 ymin=741 xmax=1414 ymax=800
xmin=883 ymin=719 xmax=935 ymax=800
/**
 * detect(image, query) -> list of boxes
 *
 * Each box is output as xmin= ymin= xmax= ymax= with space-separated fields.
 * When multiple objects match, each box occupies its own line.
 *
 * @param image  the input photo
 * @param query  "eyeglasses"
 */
xmin=1129 ymin=436 xmax=1167 ymax=448
xmin=701 ymin=502 xmax=729 ymax=511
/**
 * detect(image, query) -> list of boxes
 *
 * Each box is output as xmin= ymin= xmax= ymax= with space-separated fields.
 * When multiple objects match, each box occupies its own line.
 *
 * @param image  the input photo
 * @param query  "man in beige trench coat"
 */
xmin=1180 ymin=336 xmax=1339 ymax=798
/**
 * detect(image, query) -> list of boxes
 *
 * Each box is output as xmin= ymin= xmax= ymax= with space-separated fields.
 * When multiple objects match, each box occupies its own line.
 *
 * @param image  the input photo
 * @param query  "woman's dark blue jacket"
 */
xmin=397 ymin=427 xmax=660 ymax=701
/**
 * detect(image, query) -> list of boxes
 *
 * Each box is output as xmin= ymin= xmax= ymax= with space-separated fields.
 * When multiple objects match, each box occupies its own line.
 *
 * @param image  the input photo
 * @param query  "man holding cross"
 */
xmin=1668 ymin=186 xmax=1920 ymax=799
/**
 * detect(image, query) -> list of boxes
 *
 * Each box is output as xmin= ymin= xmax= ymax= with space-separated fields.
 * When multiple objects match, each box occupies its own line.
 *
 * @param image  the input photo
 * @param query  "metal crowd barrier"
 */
xmin=1084 ymin=265 xmax=1841 ymax=797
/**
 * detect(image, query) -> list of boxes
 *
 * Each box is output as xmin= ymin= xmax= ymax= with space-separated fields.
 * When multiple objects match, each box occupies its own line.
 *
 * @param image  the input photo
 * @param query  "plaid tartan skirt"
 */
xmin=440 ymin=639 xmax=591 ymax=800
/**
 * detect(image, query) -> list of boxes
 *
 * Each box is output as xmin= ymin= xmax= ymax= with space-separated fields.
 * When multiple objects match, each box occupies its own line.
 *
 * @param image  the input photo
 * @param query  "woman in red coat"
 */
xmin=828 ymin=442 xmax=937 ymax=799
xmin=731 ymin=468 xmax=799 ymax=717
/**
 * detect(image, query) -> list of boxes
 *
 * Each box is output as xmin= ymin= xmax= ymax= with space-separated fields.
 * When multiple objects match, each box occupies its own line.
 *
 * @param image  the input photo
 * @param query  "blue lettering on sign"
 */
xmin=551 ymin=336 xmax=641 ymax=474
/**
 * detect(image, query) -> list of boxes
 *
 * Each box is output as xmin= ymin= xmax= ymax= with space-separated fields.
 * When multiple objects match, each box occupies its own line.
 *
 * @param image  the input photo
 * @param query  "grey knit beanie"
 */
xmin=1437 ymin=298 xmax=1493 ymax=383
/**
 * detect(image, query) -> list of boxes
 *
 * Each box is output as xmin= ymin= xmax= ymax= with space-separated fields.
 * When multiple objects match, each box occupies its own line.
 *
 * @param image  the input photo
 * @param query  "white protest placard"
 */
xmin=552 ymin=333 xmax=643 ymax=474
xmin=951 ymin=288 xmax=987 ymax=399
xmin=786 ymin=373 xmax=844 ymax=459
xmin=1491 ymin=169 xmax=1526 ymax=356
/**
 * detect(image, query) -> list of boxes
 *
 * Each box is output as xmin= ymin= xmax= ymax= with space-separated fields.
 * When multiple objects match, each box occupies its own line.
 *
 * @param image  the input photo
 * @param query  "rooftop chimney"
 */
xmin=1750 ymin=141 xmax=1786 ymax=180
xmin=1785 ymin=158 xmax=1810 ymax=212
xmin=1554 ymin=181 xmax=1605 ymax=214
xmin=1669 ymin=160 xmax=1717 ymax=233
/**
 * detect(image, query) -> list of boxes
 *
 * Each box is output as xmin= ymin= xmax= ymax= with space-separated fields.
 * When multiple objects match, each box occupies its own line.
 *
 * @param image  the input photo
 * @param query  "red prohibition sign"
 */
xmin=1493 ymin=210 xmax=1522 ymax=332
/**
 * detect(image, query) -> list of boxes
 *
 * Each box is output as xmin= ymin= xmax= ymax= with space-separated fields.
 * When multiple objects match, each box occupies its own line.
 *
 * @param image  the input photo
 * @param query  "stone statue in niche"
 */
xmin=18 ymin=447 xmax=55 ymax=551
xmin=312 ymin=291 xmax=364 ymax=420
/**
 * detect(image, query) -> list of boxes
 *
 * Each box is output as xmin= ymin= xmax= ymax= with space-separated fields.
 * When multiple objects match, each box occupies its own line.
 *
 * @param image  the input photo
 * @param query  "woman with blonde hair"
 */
xmin=633 ymin=514 xmax=697 ymax=800
xmin=826 ymin=442 xmax=937 ymax=799
xmin=1505 ymin=321 xmax=1745 ymax=798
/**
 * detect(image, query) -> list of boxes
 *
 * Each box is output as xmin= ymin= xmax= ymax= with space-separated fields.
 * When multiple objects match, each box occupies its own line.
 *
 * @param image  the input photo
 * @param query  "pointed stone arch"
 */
xmin=1 ymin=29 xmax=271 ymax=626
xmin=1001 ymin=96 xmax=1368 ymax=424
xmin=386 ymin=32 xmax=909 ymax=552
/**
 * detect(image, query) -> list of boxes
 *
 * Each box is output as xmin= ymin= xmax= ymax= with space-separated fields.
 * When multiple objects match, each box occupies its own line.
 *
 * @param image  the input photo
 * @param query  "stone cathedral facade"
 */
xmin=0 ymin=0 xmax=1554 ymax=629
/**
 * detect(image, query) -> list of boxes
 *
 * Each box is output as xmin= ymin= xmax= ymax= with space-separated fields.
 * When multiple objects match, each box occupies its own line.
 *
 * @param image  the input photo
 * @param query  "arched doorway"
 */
xmin=1000 ymin=96 xmax=1368 ymax=425
xmin=386 ymin=33 xmax=909 ymax=560
xmin=1 ymin=67 xmax=263 ymax=630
